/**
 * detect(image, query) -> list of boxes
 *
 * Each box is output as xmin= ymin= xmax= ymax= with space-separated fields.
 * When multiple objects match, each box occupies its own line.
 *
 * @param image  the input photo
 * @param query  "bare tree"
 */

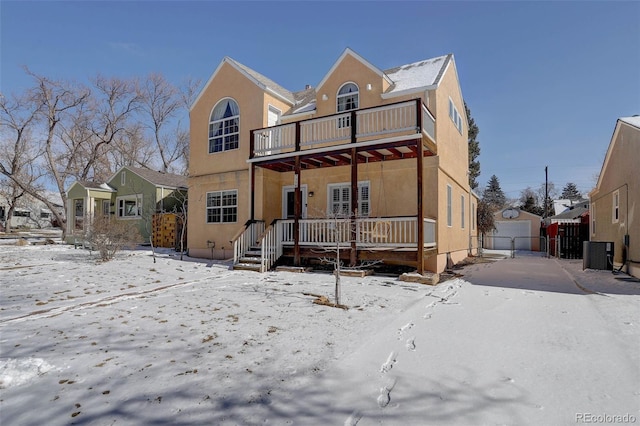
xmin=137 ymin=74 xmax=185 ymax=173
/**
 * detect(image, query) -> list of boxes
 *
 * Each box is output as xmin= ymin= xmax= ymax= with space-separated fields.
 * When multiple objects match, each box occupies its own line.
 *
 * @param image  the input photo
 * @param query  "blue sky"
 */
xmin=2 ymin=1 xmax=639 ymax=200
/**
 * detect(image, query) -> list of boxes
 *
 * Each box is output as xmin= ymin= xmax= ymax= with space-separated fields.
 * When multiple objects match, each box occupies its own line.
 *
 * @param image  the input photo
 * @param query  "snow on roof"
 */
xmin=384 ymin=54 xmax=451 ymax=95
xmin=619 ymin=116 xmax=640 ymax=129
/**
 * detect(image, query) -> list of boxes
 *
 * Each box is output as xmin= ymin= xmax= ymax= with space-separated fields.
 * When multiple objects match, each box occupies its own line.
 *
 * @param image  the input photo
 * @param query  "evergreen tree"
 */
xmin=483 ymin=175 xmax=506 ymax=211
xmin=561 ymin=182 xmax=582 ymax=200
xmin=519 ymin=187 xmax=543 ymax=215
xmin=465 ymin=102 xmax=481 ymax=190
xmin=476 ymin=198 xmax=496 ymax=237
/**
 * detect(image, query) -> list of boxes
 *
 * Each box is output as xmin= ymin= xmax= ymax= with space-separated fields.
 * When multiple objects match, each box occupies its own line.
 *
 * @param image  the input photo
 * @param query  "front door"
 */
xmin=282 ymin=185 xmax=307 ymax=219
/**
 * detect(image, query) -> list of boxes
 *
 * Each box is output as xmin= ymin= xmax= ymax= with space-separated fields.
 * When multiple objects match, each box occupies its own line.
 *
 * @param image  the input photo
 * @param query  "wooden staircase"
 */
xmin=232 ymin=246 xmax=263 ymax=272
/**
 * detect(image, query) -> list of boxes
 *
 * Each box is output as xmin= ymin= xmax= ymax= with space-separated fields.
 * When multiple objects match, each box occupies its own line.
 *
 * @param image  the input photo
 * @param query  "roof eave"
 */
xmin=381 ymin=85 xmax=437 ymax=100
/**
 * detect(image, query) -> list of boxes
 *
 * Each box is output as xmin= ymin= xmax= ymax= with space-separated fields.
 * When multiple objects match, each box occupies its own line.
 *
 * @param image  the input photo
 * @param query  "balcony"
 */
xmin=250 ymin=99 xmax=436 ymax=170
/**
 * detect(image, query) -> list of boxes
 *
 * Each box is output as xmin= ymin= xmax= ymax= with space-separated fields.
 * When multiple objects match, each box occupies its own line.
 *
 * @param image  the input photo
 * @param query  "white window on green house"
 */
xmin=102 ymin=200 xmax=111 ymax=217
xmin=447 ymin=185 xmax=452 ymax=227
xmin=612 ymin=190 xmax=619 ymax=223
xmin=209 ymin=99 xmax=239 ymax=154
xmin=117 ymin=195 xmax=142 ymax=218
xmin=461 ymin=194 xmax=465 ymax=229
xmin=121 ymin=171 xmax=126 ymax=186
xmin=327 ymin=182 xmax=369 ymax=217
xmin=206 ymin=190 xmax=237 ymax=223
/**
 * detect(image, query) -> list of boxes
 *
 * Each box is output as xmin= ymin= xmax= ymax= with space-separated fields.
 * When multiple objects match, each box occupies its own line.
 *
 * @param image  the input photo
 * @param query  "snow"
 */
xmin=1 ymin=242 xmax=638 ymax=425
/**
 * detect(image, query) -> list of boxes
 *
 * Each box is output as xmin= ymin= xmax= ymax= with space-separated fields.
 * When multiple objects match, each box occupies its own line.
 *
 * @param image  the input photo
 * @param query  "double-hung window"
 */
xmin=117 ymin=195 xmax=142 ymax=218
xmin=328 ymin=182 xmax=369 ymax=217
xmin=336 ymin=83 xmax=359 ymax=128
xmin=448 ymin=98 xmax=463 ymax=133
xmin=206 ymin=190 xmax=238 ymax=223
xmin=209 ymin=99 xmax=240 ymax=153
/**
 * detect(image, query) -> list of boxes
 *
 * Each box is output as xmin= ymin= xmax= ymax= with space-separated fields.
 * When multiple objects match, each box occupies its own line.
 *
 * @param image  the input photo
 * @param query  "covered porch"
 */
xmin=234 ymin=98 xmax=438 ymax=273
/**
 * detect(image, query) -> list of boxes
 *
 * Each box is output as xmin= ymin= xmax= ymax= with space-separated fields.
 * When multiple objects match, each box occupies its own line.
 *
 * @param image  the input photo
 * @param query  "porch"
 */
xmin=243 ymin=98 xmax=438 ymax=273
xmin=233 ymin=216 xmax=437 ymax=272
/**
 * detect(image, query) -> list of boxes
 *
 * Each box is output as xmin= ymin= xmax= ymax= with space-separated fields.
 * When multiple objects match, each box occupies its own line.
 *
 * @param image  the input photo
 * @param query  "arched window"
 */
xmin=336 ymin=83 xmax=359 ymax=128
xmin=209 ymin=98 xmax=239 ymax=153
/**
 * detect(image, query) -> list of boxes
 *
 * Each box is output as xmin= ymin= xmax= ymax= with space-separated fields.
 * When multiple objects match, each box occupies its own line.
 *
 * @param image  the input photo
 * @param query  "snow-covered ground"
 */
xmin=1 ymin=241 xmax=638 ymax=425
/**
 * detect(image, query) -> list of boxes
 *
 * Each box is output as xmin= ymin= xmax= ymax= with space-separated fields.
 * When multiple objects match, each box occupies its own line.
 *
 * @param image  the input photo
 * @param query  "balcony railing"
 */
xmin=251 ymin=99 xmax=435 ymax=158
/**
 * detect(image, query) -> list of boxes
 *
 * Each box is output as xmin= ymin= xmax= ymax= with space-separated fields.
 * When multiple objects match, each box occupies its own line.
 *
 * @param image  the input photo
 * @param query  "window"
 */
xmin=209 ymin=99 xmax=239 ymax=153
xmin=461 ymin=195 xmax=465 ymax=229
xmin=327 ymin=182 xmax=369 ymax=217
xmin=74 ymin=199 xmax=84 ymax=217
xmin=40 ymin=211 xmax=51 ymax=219
xmin=206 ymin=190 xmax=238 ymax=223
xmin=121 ymin=171 xmax=126 ymax=186
xmin=448 ymin=98 xmax=463 ymax=134
xmin=591 ymin=202 xmax=596 ymax=235
xmin=14 ymin=210 xmax=30 ymax=217
xmin=337 ymin=83 xmax=359 ymax=128
xmin=117 ymin=195 xmax=142 ymax=218
xmin=447 ymin=185 xmax=452 ymax=227
xmin=102 ymin=200 xmax=111 ymax=217
xmin=612 ymin=190 xmax=619 ymax=223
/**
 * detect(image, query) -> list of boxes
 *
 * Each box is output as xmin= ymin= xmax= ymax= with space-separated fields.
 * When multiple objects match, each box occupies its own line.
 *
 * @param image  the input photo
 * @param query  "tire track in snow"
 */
xmin=0 ymin=272 xmax=236 ymax=325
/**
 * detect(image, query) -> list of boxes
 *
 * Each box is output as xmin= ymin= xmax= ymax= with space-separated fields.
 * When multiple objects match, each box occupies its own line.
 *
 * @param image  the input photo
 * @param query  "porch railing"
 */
xmin=251 ymin=99 xmax=435 ymax=158
xmin=277 ymin=216 xmax=436 ymax=248
xmin=232 ymin=220 xmax=265 ymax=264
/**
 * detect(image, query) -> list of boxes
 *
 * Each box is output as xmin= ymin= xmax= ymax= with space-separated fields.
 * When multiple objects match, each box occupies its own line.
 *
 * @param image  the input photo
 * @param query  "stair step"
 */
xmin=245 ymin=250 xmax=262 ymax=256
xmin=239 ymin=256 xmax=262 ymax=264
xmin=233 ymin=263 xmax=262 ymax=272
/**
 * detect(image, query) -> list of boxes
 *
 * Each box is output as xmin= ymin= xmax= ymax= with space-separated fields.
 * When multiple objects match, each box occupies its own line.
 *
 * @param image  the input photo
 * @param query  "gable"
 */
xmin=316 ymin=48 xmax=392 ymax=93
xmin=593 ymin=117 xmax=640 ymax=195
xmin=191 ymin=57 xmax=294 ymax=113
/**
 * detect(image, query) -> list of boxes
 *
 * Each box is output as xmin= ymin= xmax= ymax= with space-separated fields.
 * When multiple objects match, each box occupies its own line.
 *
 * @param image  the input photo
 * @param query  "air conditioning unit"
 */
xmin=583 ymin=241 xmax=614 ymax=270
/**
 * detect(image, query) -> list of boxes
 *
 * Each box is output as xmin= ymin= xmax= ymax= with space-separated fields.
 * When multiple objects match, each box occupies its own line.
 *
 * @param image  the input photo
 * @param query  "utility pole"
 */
xmin=544 ymin=166 xmax=548 ymax=219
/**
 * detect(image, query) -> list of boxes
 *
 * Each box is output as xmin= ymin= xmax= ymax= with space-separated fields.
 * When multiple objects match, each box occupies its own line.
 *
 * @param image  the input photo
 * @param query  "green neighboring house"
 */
xmin=65 ymin=166 xmax=187 ymax=244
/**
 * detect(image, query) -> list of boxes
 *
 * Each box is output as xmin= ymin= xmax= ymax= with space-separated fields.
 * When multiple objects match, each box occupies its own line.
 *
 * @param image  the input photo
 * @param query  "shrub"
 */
xmin=84 ymin=215 xmax=142 ymax=261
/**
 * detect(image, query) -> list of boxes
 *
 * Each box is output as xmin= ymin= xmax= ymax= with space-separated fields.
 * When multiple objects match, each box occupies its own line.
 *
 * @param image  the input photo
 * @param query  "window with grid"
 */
xmin=206 ymin=190 xmax=237 ymax=223
xmin=209 ymin=99 xmax=239 ymax=153
xmin=336 ymin=83 xmax=359 ymax=128
xmin=117 ymin=195 xmax=142 ymax=218
xmin=328 ymin=182 xmax=369 ymax=217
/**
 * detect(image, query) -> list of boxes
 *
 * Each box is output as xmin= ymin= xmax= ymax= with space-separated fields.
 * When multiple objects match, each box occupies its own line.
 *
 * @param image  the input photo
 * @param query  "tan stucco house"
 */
xmin=65 ymin=166 xmax=187 ymax=244
xmin=188 ymin=48 xmax=478 ymax=273
xmin=589 ymin=116 xmax=640 ymax=277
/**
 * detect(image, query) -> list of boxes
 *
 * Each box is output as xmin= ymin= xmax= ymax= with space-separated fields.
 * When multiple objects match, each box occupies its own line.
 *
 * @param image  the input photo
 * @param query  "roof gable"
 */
xmin=315 ymin=48 xmax=393 ymax=93
xmin=108 ymin=166 xmax=187 ymax=189
xmin=191 ymin=57 xmax=295 ymax=111
xmin=594 ymin=116 xmax=640 ymax=192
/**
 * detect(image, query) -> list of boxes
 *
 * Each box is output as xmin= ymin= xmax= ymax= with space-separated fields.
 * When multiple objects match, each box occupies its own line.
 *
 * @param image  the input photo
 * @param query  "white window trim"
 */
xmin=612 ymin=190 xmax=619 ymax=223
xmin=448 ymin=97 xmax=463 ymax=134
xmin=327 ymin=181 xmax=370 ymax=217
xmin=447 ymin=185 xmax=453 ymax=227
xmin=116 ymin=194 xmax=143 ymax=219
xmin=206 ymin=189 xmax=238 ymax=224
xmin=208 ymin=98 xmax=240 ymax=154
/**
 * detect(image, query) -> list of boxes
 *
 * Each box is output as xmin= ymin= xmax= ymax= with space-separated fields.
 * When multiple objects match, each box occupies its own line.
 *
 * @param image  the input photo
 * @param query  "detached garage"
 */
xmin=485 ymin=208 xmax=542 ymax=251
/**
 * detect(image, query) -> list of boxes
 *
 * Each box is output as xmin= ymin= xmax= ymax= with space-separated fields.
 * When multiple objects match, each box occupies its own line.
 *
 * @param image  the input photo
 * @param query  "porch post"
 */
xmin=350 ymin=110 xmax=358 ymax=267
xmin=293 ymin=123 xmax=301 ymax=266
xmin=249 ymin=131 xmax=256 ymax=221
xmin=416 ymin=99 xmax=425 ymax=274
xmin=350 ymin=146 xmax=358 ymax=266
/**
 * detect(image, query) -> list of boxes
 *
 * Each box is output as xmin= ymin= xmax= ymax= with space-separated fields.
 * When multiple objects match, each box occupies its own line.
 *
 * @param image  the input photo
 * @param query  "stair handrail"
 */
xmin=260 ymin=219 xmax=283 ymax=272
xmin=232 ymin=220 xmax=265 ymax=265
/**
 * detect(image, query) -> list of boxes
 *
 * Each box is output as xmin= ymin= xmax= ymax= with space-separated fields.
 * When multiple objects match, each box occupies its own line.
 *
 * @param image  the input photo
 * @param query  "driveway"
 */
xmin=318 ymin=252 xmax=640 ymax=425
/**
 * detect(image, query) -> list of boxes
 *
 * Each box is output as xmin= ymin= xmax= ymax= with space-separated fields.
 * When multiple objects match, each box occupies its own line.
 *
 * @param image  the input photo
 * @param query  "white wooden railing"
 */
xmin=232 ymin=220 xmax=265 ymax=264
xmin=259 ymin=223 xmax=283 ymax=272
xmin=252 ymin=99 xmax=435 ymax=158
xmin=277 ymin=216 xmax=436 ymax=248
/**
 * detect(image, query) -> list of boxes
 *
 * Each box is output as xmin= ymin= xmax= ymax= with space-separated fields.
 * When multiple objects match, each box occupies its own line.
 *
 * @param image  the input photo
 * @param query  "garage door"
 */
xmin=493 ymin=221 xmax=531 ymax=250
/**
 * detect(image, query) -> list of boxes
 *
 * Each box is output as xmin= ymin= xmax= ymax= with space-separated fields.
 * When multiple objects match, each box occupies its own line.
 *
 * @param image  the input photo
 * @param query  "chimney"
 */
xmin=305 ymin=84 xmax=311 ymax=90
